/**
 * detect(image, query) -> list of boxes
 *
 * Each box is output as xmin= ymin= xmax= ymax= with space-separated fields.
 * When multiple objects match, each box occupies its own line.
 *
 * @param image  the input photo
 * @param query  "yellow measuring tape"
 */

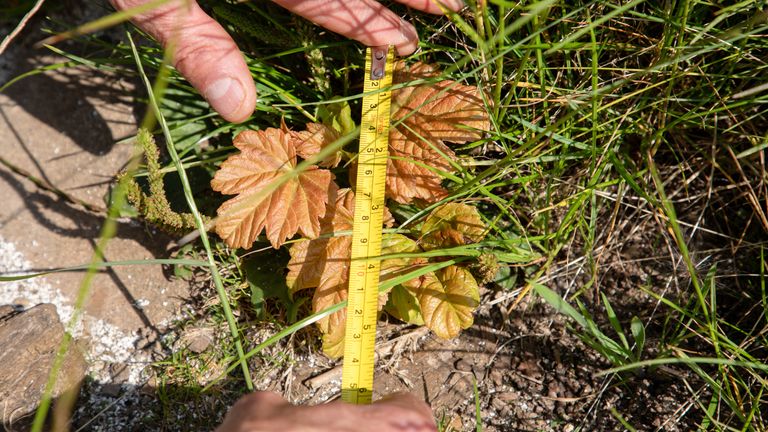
xmin=341 ymin=46 xmax=395 ymax=405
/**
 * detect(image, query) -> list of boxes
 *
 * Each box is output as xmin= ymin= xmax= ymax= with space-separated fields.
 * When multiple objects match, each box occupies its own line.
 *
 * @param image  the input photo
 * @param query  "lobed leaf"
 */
xmin=417 ymin=265 xmax=480 ymax=339
xmin=212 ymin=129 xmax=336 ymax=249
xmin=286 ymin=189 xmax=355 ymax=334
xmin=387 ymin=62 xmax=490 ymax=203
xmin=380 ymin=233 xmax=426 ymax=290
xmin=286 ymin=189 xmax=395 ymax=351
xmin=322 ymin=323 xmax=346 ymax=358
xmin=287 ymin=122 xmax=344 ymax=168
xmin=386 ymin=284 xmax=424 ymax=326
xmin=313 ymin=279 xmax=347 ymax=335
xmin=317 ymin=99 xmax=356 ymax=136
xmin=420 ymin=202 xmax=487 ymax=250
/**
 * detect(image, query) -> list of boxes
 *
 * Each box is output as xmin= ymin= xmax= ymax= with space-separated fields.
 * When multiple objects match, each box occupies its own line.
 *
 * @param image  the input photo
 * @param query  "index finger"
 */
xmin=272 ymin=0 xmax=462 ymax=56
xmin=396 ymin=0 xmax=464 ymax=15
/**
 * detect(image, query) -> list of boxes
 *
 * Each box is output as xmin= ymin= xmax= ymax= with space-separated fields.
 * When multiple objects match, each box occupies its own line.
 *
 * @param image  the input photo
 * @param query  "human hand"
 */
xmin=215 ymin=391 xmax=438 ymax=432
xmin=110 ymin=0 xmax=464 ymax=123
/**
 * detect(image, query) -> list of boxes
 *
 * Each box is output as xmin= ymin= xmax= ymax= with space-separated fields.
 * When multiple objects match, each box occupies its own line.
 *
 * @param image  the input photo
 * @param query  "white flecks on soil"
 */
xmin=0 ymin=236 xmax=151 ymax=385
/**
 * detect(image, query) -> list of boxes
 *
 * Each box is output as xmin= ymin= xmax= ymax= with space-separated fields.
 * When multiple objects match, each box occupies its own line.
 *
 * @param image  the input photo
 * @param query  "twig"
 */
xmin=0 ymin=0 xmax=46 ymax=56
xmin=0 ymin=155 xmax=105 ymax=214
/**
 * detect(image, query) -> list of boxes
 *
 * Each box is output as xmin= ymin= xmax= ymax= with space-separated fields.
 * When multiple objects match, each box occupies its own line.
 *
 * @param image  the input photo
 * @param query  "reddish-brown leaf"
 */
xmin=212 ymin=128 xmax=335 ymax=249
xmin=286 ymin=188 xmax=354 ymax=294
xmin=313 ymin=278 xmax=347 ymax=335
xmin=286 ymin=188 xmax=355 ymax=335
xmin=286 ymin=189 xmax=394 ymax=294
xmin=387 ymin=62 xmax=490 ymax=203
xmin=286 ymin=189 xmax=398 ymax=355
xmin=287 ymin=122 xmax=344 ymax=168
xmin=319 ymin=233 xmax=425 ymax=354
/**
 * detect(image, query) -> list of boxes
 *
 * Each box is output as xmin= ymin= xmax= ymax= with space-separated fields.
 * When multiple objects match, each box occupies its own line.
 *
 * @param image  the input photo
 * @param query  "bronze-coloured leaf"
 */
xmin=286 ymin=189 xmax=355 ymax=334
xmin=313 ymin=278 xmax=347 ymax=335
xmin=387 ymin=62 xmax=490 ymax=203
xmin=288 ymin=122 xmax=344 ymax=168
xmin=322 ymin=322 xmax=345 ymax=359
xmin=212 ymin=129 xmax=336 ymax=249
xmin=417 ymin=265 xmax=480 ymax=339
xmin=286 ymin=188 xmax=354 ymax=294
xmin=380 ymin=233 xmax=426 ymax=290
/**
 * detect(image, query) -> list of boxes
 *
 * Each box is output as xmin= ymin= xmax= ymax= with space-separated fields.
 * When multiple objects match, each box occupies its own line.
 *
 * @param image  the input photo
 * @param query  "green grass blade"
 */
xmin=127 ymin=32 xmax=254 ymax=389
xmin=0 ymin=258 xmax=208 ymax=281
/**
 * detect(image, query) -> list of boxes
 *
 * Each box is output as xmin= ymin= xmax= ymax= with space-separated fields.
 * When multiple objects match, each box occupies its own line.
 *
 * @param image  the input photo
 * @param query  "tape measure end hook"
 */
xmin=370 ymin=46 xmax=391 ymax=80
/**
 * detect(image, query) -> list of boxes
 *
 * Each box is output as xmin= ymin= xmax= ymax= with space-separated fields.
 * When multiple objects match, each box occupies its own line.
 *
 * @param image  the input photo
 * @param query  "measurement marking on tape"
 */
xmin=341 ymin=45 xmax=394 ymax=405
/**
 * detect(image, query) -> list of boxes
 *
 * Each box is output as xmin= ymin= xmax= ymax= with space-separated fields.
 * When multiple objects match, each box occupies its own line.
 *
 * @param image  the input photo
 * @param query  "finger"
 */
xmin=215 ymin=392 xmax=291 ymax=432
xmin=376 ymin=392 xmax=435 ymax=420
xmin=394 ymin=0 xmax=465 ymax=15
xmin=367 ymin=393 xmax=438 ymax=431
xmin=110 ymin=0 xmax=256 ymax=123
xmin=272 ymin=0 xmax=420 ymax=55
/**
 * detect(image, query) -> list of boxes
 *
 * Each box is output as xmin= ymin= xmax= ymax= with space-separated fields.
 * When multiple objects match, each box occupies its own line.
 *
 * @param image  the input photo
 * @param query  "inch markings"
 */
xmin=341 ymin=46 xmax=394 ymax=405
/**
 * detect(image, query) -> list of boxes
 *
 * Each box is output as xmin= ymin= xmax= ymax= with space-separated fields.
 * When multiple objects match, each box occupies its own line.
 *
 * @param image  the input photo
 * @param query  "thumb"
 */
xmin=110 ymin=0 xmax=256 ymax=123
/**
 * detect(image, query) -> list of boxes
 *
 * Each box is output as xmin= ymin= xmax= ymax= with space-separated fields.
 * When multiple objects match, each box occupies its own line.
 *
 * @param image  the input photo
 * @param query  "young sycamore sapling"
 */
xmin=211 ymin=61 xmax=490 ymax=356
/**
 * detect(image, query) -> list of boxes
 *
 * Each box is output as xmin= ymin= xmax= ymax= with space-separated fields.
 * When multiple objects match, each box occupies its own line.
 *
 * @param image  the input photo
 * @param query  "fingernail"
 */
xmin=396 ymin=18 xmax=419 ymax=56
xmin=444 ymin=0 xmax=465 ymax=11
xmin=204 ymin=76 xmax=245 ymax=119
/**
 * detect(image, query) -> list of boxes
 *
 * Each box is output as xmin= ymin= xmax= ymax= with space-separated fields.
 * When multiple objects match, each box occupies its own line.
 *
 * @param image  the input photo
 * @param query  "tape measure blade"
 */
xmin=341 ymin=46 xmax=394 ymax=405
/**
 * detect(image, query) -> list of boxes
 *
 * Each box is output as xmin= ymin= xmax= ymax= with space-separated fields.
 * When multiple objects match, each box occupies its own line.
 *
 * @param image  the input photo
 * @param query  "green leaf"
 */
xmin=533 ymin=282 xmax=589 ymax=329
xmin=386 ymin=284 xmax=424 ymax=325
xmin=494 ymin=246 xmax=542 ymax=264
xmin=317 ymin=99 xmax=356 ymax=136
xmin=630 ymin=316 xmax=646 ymax=360
xmin=160 ymin=87 xmax=214 ymax=152
xmin=242 ymin=252 xmax=291 ymax=319
xmin=601 ymin=292 xmax=629 ymax=351
xmin=381 ymin=233 xmax=425 ymax=291
xmin=420 ymin=203 xmax=486 ymax=251
xmin=493 ymin=265 xmax=517 ymax=290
